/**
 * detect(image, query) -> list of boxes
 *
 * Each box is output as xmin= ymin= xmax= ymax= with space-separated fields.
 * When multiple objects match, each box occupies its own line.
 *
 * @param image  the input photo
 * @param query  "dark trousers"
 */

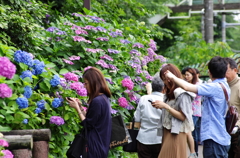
xmin=228 ymin=130 xmax=240 ymax=158
xmin=137 ymin=141 xmax=161 ymax=158
xmin=203 ymin=139 xmax=230 ymax=158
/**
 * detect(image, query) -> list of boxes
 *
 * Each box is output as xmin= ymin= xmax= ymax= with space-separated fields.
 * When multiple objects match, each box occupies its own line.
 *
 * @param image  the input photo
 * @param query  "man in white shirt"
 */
xmin=134 ymin=73 xmax=164 ymax=158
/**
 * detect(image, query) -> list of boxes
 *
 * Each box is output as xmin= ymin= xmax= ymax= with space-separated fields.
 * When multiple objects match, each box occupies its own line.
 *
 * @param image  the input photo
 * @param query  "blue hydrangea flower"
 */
xmin=22 ymin=119 xmax=28 ymax=124
xmin=23 ymin=86 xmax=32 ymax=98
xmin=20 ymin=70 xmax=33 ymax=80
xmin=52 ymin=98 xmax=62 ymax=108
xmin=37 ymin=100 xmax=46 ymax=110
xmin=14 ymin=50 xmax=33 ymax=67
xmin=50 ymin=75 xmax=60 ymax=87
xmin=16 ymin=97 xmax=29 ymax=109
xmin=31 ymin=59 xmax=45 ymax=75
xmin=35 ymin=108 xmax=42 ymax=114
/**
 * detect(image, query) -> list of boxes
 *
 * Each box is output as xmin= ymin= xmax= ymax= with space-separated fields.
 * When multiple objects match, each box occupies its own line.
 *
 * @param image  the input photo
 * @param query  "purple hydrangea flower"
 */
xmin=72 ymin=36 xmax=92 ymax=43
xmin=60 ymin=78 xmax=68 ymax=89
xmin=108 ymin=49 xmax=120 ymax=54
xmin=96 ymin=26 xmax=107 ymax=32
xmin=50 ymin=75 xmax=60 ymax=87
xmin=23 ymin=86 xmax=32 ymax=99
xmin=155 ymin=55 xmax=167 ymax=62
xmin=110 ymin=108 xmax=118 ymax=114
xmin=82 ymin=25 xmax=96 ymax=30
xmin=133 ymin=43 xmax=144 ymax=48
xmin=149 ymin=39 xmax=157 ymax=51
xmin=96 ymin=37 xmax=109 ymax=41
xmin=0 ymin=83 xmax=12 ymax=98
xmin=46 ymin=27 xmax=59 ymax=32
xmin=16 ymin=97 xmax=28 ymax=109
xmin=22 ymin=119 xmax=28 ymax=124
xmin=129 ymin=49 xmax=141 ymax=56
xmin=108 ymin=64 xmax=118 ymax=70
xmin=0 ymin=57 xmax=16 ymax=79
xmin=118 ymin=97 xmax=129 ymax=108
xmin=56 ymin=31 xmax=66 ymax=35
xmin=52 ymin=98 xmax=62 ymax=108
xmin=14 ymin=50 xmax=33 ymax=67
xmin=120 ymin=39 xmax=131 ymax=44
xmin=64 ymin=72 xmax=78 ymax=82
xmin=106 ymin=78 xmax=114 ymax=84
xmin=121 ymin=78 xmax=134 ymax=90
xmin=50 ymin=116 xmax=65 ymax=126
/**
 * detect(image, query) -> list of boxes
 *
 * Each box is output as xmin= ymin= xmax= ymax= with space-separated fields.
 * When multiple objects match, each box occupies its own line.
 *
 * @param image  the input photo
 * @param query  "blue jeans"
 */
xmin=203 ymin=139 xmax=230 ymax=158
xmin=192 ymin=116 xmax=201 ymax=142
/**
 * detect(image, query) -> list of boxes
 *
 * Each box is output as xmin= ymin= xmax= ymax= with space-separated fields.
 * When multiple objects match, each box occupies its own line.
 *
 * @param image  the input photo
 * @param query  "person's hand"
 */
xmin=66 ymin=97 xmax=80 ymax=110
xmin=145 ymin=82 xmax=152 ymax=95
xmin=151 ymin=100 xmax=166 ymax=109
xmin=165 ymin=70 xmax=175 ymax=80
xmin=75 ymin=98 xmax=84 ymax=110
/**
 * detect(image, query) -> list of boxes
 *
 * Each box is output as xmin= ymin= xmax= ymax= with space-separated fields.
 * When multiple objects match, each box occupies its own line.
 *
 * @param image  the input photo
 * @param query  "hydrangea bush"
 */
xmin=0 ymin=10 xmax=167 ymax=157
xmin=0 ymin=136 xmax=13 ymax=158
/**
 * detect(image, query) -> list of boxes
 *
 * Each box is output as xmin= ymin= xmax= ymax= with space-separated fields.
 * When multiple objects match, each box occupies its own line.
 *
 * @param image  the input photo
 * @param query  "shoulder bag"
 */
xmin=219 ymin=83 xmax=239 ymax=134
xmin=66 ymin=124 xmax=88 ymax=158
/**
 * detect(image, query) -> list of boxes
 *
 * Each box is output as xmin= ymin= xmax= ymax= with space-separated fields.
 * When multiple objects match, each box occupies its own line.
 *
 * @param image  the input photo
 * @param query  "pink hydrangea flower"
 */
xmin=62 ymin=59 xmax=74 ymax=65
xmin=84 ymin=66 xmax=92 ymax=72
xmin=0 ymin=84 xmax=12 ymax=98
xmin=0 ymin=57 xmax=16 ymax=79
xmin=118 ymin=97 xmax=128 ymax=108
xmin=121 ymin=78 xmax=134 ymax=90
xmin=0 ymin=139 xmax=9 ymax=147
xmin=64 ymin=72 xmax=78 ymax=82
xmin=77 ymin=88 xmax=87 ymax=96
xmin=1 ymin=149 xmax=13 ymax=158
xmin=50 ymin=116 xmax=64 ymax=125
xmin=70 ymin=82 xmax=83 ymax=91
xmin=69 ymin=56 xmax=80 ymax=61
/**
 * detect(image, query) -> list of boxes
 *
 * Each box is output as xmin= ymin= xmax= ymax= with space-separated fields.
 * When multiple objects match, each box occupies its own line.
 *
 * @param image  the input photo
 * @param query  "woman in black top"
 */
xmin=66 ymin=67 xmax=112 ymax=158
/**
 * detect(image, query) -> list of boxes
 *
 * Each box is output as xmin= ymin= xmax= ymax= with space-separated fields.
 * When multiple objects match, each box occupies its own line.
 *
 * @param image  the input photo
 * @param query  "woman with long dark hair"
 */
xmin=66 ymin=67 xmax=112 ymax=158
xmin=151 ymin=64 xmax=195 ymax=158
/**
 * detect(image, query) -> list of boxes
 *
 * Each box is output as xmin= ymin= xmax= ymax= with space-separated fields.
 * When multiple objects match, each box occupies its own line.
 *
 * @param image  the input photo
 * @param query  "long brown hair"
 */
xmin=185 ymin=68 xmax=198 ymax=84
xmin=83 ymin=67 xmax=111 ymax=103
xmin=160 ymin=64 xmax=183 ymax=100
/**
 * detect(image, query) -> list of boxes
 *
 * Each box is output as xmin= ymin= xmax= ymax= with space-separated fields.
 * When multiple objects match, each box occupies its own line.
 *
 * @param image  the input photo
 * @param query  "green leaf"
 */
xmin=8 ymin=94 xmax=18 ymax=100
xmin=59 ymin=69 xmax=68 ymax=74
xmin=0 ymin=125 xmax=11 ymax=132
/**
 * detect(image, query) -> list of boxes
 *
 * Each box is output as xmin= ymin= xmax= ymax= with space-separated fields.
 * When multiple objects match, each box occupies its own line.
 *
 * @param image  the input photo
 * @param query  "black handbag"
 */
xmin=66 ymin=126 xmax=88 ymax=158
xmin=219 ymin=83 xmax=239 ymax=134
xmin=123 ymin=118 xmax=139 ymax=152
xmin=110 ymin=114 xmax=131 ymax=148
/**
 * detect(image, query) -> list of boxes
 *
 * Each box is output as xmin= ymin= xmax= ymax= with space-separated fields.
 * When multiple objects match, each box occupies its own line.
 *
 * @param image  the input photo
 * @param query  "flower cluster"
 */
xmin=14 ymin=50 xmax=33 ymax=67
xmin=35 ymin=100 xmax=46 ymax=114
xmin=50 ymin=116 xmax=65 ymax=126
xmin=16 ymin=97 xmax=28 ymax=109
xmin=52 ymin=98 xmax=62 ymax=108
xmin=121 ymin=78 xmax=134 ymax=90
xmin=22 ymin=119 xmax=28 ymax=124
xmin=62 ymin=59 xmax=73 ymax=65
xmin=20 ymin=70 xmax=33 ymax=80
xmin=133 ymin=43 xmax=144 ymax=48
xmin=0 ymin=57 xmax=16 ymax=79
xmin=118 ymin=97 xmax=128 ymax=108
xmin=108 ymin=49 xmax=120 ymax=54
xmin=31 ymin=59 xmax=46 ymax=75
xmin=0 ymin=139 xmax=13 ymax=158
xmin=23 ymin=86 xmax=32 ymax=99
xmin=0 ymin=84 xmax=12 ymax=98
xmin=86 ymin=48 xmax=103 ymax=53
xmin=100 ymin=55 xmax=113 ymax=61
xmin=64 ymin=72 xmax=78 ymax=82
xmin=0 ymin=139 xmax=8 ymax=147
xmin=149 ymin=39 xmax=157 ymax=51
xmin=50 ymin=75 xmax=60 ymax=87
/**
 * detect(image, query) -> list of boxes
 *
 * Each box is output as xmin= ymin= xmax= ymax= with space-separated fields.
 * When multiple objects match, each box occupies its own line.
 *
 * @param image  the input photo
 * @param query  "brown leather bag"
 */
xmin=219 ymin=83 xmax=239 ymax=134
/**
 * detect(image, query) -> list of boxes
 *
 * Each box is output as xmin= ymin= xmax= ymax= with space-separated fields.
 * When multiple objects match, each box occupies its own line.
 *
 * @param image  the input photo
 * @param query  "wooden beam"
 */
xmin=169 ymin=3 xmax=240 ymax=13
xmin=84 ymin=0 xmax=91 ymax=10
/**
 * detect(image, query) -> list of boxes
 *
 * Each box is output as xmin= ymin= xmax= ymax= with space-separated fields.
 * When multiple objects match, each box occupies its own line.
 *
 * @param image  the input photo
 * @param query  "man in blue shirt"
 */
xmin=164 ymin=56 xmax=231 ymax=158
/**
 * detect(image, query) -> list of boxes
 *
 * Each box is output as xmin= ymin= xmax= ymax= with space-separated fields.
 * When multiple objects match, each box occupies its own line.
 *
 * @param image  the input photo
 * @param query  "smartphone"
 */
xmin=148 ymin=100 xmax=153 ymax=103
xmin=67 ymin=97 xmax=72 ymax=100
